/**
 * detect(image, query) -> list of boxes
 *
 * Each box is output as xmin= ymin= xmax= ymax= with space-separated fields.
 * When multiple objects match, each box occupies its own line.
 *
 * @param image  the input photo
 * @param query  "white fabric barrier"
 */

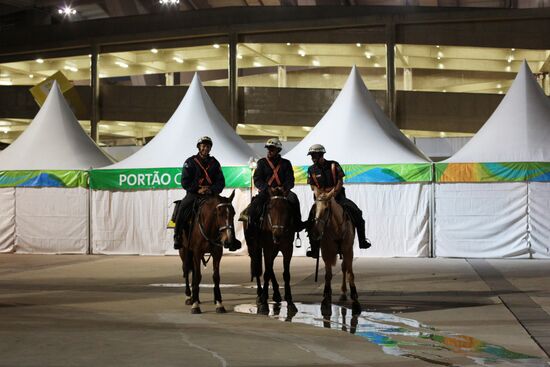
xmin=0 ymin=188 xmax=15 ymax=253
xmin=91 ymin=188 xmax=250 ymax=255
xmin=293 ymin=183 xmax=430 ymax=257
xmin=529 ymin=183 xmax=550 ymax=259
xmin=434 ymin=183 xmax=529 ymax=258
xmin=15 ymin=187 xmax=89 ymax=254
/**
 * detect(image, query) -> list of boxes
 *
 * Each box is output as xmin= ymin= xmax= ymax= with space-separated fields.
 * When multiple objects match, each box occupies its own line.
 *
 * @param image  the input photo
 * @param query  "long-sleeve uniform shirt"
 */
xmin=307 ymin=160 xmax=345 ymax=189
xmin=253 ymin=155 xmax=295 ymax=192
xmin=181 ymin=154 xmax=225 ymax=195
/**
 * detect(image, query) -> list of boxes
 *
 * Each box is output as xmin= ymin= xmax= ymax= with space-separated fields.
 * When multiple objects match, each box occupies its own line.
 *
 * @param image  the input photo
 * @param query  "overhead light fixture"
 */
xmin=364 ymin=52 xmax=372 ymax=59
xmin=286 ymin=43 xmax=291 ymax=46
xmin=0 ymin=80 xmax=12 ymax=86
xmin=159 ymin=0 xmax=180 ymax=4
xmin=298 ymin=49 xmax=306 ymax=57
xmin=213 ymin=44 xmax=220 ymax=49
xmin=436 ymin=45 xmax=440 ymax=48
xmin=253 ymin=61 xmax=262 ymax=67
xmin=237 ymin=54 xmax=243 ymax=60
xmin=507 ymin=55 xmax=514 ymax=63
xmin=438 ymin=63 xmax=444 ymax=69
xmin=356 ymin=43 xmax=361 ymax=47
xmin=150 ymin=48 xmax=158 ymax=54
xmin=442 ymin=89 xmax=447 ymax=93
xmin=437 ymin=51 xmax=443 ymax=58
xmin=312 ymin=59 xmax=320 ymax=66
xmin=505 ymin=65 xmax=512 ymax=72
xmin=373 ymin=63 xmax=380 ymax=67
xmin=499 ymin=90 xmax=504 ymax=94
xmin=497 ymin=83 xmax=502 ymax=88
xmin=58 ymin=6 xmax=76 ymax=15
xmin=197 ymin=65 xmax=206 ymax=70
xmin=172 ymin=56 xmax=184 ymax=64
xmin=29 ymin=74 xmax=34 ymax=78
xmin=63 ymin=65 xmax=78 ymax=72
xmin=35 ymin=58 xmax=44 ymax=64
xmin=322 ymin=73 xmax=330 ymax=78
xmin=115 ymin=61 xmax=129 ymax=68
xmin=0 ymin=73 xmax=8 ymax=77
xmin=1 ymin=127 xmax=10 ymax=133
xmin=511 ymin=48 xmax=515 ymax=51
xmin=145 ymin=70 xmax=153 ymax=74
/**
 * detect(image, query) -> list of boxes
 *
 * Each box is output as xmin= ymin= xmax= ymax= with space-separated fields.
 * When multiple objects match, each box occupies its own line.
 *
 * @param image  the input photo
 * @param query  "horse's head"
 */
xmin=311 ymin=186 xmax=332 ymax=241
xmin=267 ymin=187 xmax=292 ymax=244
xmin=215 ymin=190 xmax=236 ymax=248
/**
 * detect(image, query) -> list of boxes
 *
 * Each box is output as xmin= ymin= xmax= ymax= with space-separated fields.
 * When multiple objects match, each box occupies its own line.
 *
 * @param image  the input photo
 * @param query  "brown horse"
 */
xmin=245 ymin=187 xmax=298 ymax=315
xmin=177 ymin=191 xmax=237 ymax=314
xmin=310 ymin=186 xmax=361 ymax=315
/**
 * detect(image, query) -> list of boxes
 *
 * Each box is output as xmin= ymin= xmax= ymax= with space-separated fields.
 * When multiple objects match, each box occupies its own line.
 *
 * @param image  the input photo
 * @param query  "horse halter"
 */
xmin=267 ymin=195 xmax=289 ymax=232
xmin=198 ymin=201 xmax=234 ymax=247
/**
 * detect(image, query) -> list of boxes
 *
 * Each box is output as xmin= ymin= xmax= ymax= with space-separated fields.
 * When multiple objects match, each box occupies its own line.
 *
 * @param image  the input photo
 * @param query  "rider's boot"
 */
xmin=356 ymin=220 xmax=371 ymax=249
xmin=227 ymin=238 xmax=242 ymax=252
xmin=306 ymin=240 xmax=320 ymax=259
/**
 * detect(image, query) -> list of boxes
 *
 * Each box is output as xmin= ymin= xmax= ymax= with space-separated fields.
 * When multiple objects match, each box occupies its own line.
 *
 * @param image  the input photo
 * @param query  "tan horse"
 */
xmin=177 ymin=191 xmax=237 ymax=314
xmin=310 ymin=186 xmax=361 ymax=314
xmin=245 ymin=187 xmax=298 ymax=315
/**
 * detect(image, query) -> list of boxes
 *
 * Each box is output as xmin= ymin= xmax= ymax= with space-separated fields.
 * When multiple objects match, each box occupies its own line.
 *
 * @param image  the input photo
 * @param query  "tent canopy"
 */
xmin=446 ymin=61 xmax=550 ymax=163
xmin=101 ymin=73 xmax=256 ymax=170
xmin=0 ymin=81 xmax=113 ymax=170
xmin=284 ymin=66 xmax=430 ymax=166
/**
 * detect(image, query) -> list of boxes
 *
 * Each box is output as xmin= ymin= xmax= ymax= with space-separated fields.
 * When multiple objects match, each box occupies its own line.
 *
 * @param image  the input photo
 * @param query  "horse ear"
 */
xmin=229 ymin=190 xmax=235 ymax=202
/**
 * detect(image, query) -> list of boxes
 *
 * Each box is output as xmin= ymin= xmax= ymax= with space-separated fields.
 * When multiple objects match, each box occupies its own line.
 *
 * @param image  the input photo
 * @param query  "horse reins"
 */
xmin=197 ymin=201 xmax=234 ymax=248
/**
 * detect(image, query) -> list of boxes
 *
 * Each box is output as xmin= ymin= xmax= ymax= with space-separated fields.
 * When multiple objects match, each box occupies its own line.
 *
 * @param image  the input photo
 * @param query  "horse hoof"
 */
xmin=216 ymin=306 xmax=227 ymax=314
xmin=258 ymin=303 xmax=270 ymax=315
xmin=339 ymin=294 xmax=348 ymax=302
xmin=191 ymin=307 xmax=202 ymax=314
xmin=352 ymin=302 xmax=362 ymax=315
xmin=273 ymin=292 xmax=282 ymax=304
xmin=185 ymin=298 xmax=193 ymax=306
xmin=287 ymin=302 xmax=298 ymax=314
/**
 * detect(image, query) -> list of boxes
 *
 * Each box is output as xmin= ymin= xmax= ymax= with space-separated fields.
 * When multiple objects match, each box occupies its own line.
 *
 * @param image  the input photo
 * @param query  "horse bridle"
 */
xmin=314 ymin=197 xmax=332 ymax=240
xmin=197 ymin=201 xmax=234 ymax=247
xmin=267 ymin=195 xmax=289 ymax=233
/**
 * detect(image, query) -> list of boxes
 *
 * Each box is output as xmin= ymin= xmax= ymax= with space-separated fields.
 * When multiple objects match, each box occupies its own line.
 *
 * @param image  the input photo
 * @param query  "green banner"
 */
xmin=90 ymin=166 xmax=252 ymax=190
xmin=0 ymin=170 xmax=88 ymax=188
xmin=435 ymin=162 xmax=550 ymax=182
xmin=294 ymin=163 xmax=433 ymax=184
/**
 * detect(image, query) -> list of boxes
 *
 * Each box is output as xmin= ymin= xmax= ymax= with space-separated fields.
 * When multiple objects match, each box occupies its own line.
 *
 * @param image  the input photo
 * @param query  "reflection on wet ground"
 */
xmin=234 ymin=302 xmax=548 ymax=367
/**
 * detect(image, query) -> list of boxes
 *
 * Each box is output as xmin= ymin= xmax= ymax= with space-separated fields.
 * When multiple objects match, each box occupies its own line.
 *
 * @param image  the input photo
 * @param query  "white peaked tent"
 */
xmin=285 ymin=66 xmax=432 ymax=257
xmin=435 ymin=61 xmax=550 ymax=258
xmin=0 ymin=82 xmax=113 ymax=253
xmin=90 ymin=74 xmax=256 ymax=255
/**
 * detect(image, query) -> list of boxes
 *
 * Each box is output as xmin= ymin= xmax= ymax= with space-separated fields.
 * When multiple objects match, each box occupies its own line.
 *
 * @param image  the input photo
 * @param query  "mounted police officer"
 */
xmin=246 ymin=137 xmax=305 ymax=239
xmin=305 ymin=144 xmax=371 ymax=258
xmin=174 ymin=136 xmax=240 ymax=251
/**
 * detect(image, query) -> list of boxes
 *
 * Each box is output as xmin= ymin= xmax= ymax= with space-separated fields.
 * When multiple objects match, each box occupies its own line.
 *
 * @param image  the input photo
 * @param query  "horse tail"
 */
xmin=184 ymin=249 xmax=193 ymax=277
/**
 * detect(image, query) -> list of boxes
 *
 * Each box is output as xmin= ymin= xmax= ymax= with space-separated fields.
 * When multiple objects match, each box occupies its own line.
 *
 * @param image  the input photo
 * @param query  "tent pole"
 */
xmin=87 ymin=174 xmax=92 ymax=255
xmin=429 ymin=164 xmax=435 ymax=258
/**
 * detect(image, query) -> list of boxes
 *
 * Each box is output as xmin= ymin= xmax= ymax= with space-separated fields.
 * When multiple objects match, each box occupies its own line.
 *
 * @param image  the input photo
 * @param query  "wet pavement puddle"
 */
xmin=234 ymin=302 xmax=549 ymax=367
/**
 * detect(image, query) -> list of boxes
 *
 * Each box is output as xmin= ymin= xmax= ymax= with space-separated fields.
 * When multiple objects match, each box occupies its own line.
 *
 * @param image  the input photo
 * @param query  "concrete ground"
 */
xmin=1 ymin=254 xmax=550 ymax=367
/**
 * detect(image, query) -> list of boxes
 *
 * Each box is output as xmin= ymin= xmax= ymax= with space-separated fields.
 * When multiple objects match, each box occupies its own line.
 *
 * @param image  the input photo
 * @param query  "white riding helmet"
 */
xmin=196 ymin=136 xmax=213 ymax=147
xmin=265 ymin=137 xmax=283 ymax=150
xmin=307 ymin=144 xmax=326 ymax=155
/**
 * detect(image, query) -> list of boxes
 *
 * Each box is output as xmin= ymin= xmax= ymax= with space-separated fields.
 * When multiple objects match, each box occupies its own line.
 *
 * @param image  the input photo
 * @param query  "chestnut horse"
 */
xmin=177 ymin=192 xmax=237 ymax=314
xmin=245 ymin=187 xmax=298 ymax=314
xmin=310 ymin=186 xmax=361 ymax=314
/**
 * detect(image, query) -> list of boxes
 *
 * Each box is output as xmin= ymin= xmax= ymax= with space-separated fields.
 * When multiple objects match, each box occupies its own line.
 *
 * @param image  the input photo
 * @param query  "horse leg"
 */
xmin=282 ymin=247 xmax=297 ymax=313
xmin=339 ymin=259 xmax=348 ymax=302
xmin=259 ymin=251 xmax=274 ymax=315
xmin=347 ymin=256 xmax=361 ymax=315
xmin=322 ymin=259 xmax=333 ymax=311
xmin=191 ymin=253 xmax=202 ymax=314
xmin=255 ymin=276 xmax=263 ymax=305
xmin=270 ymin=248 xmax=282 ymax=304
xmin=212 ymin=250 xmax=226 ymax=313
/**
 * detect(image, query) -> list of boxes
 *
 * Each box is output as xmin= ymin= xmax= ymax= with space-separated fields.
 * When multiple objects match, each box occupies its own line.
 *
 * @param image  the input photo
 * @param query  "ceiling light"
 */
xmin=356 ymin=43 xmax=361 ymax=47
xmin=1 ymin=127 xmax=10 ymax=133
xmin=436 ymin=45 xmax=440 ymax=48
xmin=197 ymin=65 xmax=206 ymax=70
xmin=172 ymin=56 xmax=184 ymax=64
xmin=374 ymin=63 xmax=380 ymax=67
xmin=511 ymin=48 xmax=515 ymax=51
xmin=115 ymin=61 xmax=129 ymax=68
xmin=29 ymin=74 xmax=34 ymax=78
xmin=58 ymin=6 xmax=76 ymax=15
xmin=437 ymin=51 xmax=443 ymax=58
xmin=237 ymin=124 xmax=245 ymax=128
xmin=499 ymin=90 xmax=504 ymax=94
xmin=312 ymin=60 xmax=320 ymax=66
xmin=298 ymin=49 xmax=306 ymax=57
xmin=159 ymin=0 xmax=180 ymax=4
xmin=99 ymin=73 xmax=106 ymax=78
xmin=150 ymin=48 xmax=158 ymax=54
xmin=286 ymin=43 xmax=291 ymax=46
xmin=253 ymin=61 xmax=262 ymax=67
xmin=364 ymin=52 xmax=372 ymax=59
xmin=213 ymin=44 xmax=220 ymax=49
xmin=145 ymin=70 xmax=153 ymax=74
xmin=438 ymin=63 xmax=444 ymax=69
xmin=505 ymin=65 xmax=512 ymax=72
xmin=439 ymin=131 xmax=446 ymax=137
xmin=507 ymin=55 xmax=514 ymax=63
xmin=442 ymin=89 xmax=447 ymax=93
xmin=0 ymin=80 xmax=12 ymax=86
xmin=35 ymin=58 xmax=44 ymax=64
xmin=64 ymin=65 xmax=78 ymax=72
xmin=0 ymin=73 xmax=8 ymax=77
xmin=237 ymin=54 xmax=243 ymax=59
xmin=496 ymin=83 xmax=502 ymax=88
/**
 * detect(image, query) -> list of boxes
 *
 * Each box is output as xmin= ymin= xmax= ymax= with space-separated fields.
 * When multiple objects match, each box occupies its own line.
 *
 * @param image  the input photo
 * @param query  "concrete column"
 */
xmin=228 ymin=33 xmax=239 ymax=129
xmin=543 ymin=73 xmax=550 ymax=96
xmin=278 ymin=65 xmax=287 ymax=88
xmin=385 ymin=23 xmax=396 ymax=121
xmin=403 ymin=68 xmax=413 ymax=91
xmin=165 ymin=72 xmax=174 ymax=86
xmin=90 ymin=45 xmax=99 ymax=143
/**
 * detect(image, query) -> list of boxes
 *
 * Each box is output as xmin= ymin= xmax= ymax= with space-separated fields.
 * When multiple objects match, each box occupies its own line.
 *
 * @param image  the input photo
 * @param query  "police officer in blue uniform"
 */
xmin=246 ymin=138 xmax=305 ymax=239
xmin=174 ymin=136 xmax=240 ymax=251
xmin=306 ymin=144 xmax=371 ymax=258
